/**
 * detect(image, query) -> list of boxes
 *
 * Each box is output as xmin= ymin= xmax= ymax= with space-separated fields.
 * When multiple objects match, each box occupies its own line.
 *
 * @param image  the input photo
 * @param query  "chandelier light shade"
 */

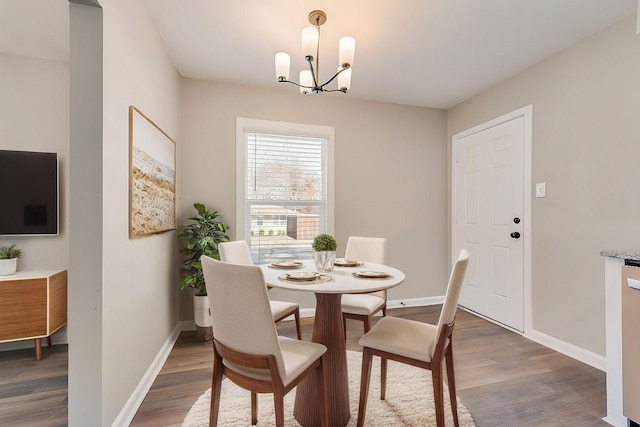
xmin=275 ymin=10 xmax=355 ymax=95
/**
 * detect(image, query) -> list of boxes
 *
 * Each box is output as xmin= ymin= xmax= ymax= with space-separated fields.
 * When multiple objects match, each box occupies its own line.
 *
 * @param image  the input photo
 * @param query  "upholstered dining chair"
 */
xmin=201 ymin=256 xmax=329 ymax=427
xmin=356 ymin=249 xmax=470 ymax=427
xmin=341 ymin=236 xmax=388 ymax=335
xmin=219 ymin=240 xmax=302 ymax=340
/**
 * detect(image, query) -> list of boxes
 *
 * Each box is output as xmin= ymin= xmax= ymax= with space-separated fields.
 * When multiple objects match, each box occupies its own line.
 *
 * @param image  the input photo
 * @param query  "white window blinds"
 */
xmin=244 ymin=132 xmax=329 ymax=264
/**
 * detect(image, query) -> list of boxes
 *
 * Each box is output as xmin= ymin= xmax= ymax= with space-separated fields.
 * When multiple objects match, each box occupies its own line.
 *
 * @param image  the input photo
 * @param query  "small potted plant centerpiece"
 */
xmin=312 ymin=233 xmax=337 ymax=272
xmin=178 ymin=203 xmax=230 ymax=331
xmin=0 ymin=245 xmax=22 ymax=276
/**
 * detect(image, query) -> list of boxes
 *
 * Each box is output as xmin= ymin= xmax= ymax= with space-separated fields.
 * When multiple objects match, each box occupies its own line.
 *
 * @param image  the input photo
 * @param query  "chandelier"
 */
xmin=275 ymin=10 xmax=355 ymax=95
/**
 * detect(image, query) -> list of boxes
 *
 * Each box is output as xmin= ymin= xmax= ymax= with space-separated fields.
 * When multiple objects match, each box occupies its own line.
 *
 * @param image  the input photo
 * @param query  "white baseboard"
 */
xmin=602 ymin=414 xmax=627 ymax=427
xmin=459 ymin=306 xmax=605 ymax=371
xmin=525 ymin=329 xmax=606 ymax=372
xmin=299 ymin=308 xmax=316 ymax=319
xmin=387 ymin=296 xmax=444 ymax=309
xmin=111 ymin=320 xmax=192 ymax=427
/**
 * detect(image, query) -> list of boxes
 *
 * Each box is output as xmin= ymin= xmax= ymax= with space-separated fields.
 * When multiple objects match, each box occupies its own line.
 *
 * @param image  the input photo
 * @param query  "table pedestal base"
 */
xmin=294 ymin=293 xmax=350 ymax=427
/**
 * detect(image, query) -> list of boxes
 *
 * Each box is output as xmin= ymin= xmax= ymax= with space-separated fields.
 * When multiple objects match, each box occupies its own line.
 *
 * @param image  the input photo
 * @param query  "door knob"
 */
xmin=510 ymin=232 xmax=521 ymax=239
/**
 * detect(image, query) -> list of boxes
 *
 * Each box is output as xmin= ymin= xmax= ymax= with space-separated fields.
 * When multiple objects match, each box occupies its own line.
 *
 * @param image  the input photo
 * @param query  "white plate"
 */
xmin=286 ymin=271 xmax=321 ymax=280
xmin=353 ymin=271 xmax=390 ymax=279
xmin=334 ymin=259 xmax=363 ymax=267
xmin=279 ymin=273 xmax=331 ymax=284
xmin=269 ymin=261 xmax=304 ymax=269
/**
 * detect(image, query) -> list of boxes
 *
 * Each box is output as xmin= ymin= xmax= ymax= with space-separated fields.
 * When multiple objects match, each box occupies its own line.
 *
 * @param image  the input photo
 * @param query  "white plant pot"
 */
xmin=0 ymin=258 xmax=17 ymax=276
xmin=313 ymin=251 xmax=336 ymax=273
xmin=193 ymin=293 xmax=212 ymax=327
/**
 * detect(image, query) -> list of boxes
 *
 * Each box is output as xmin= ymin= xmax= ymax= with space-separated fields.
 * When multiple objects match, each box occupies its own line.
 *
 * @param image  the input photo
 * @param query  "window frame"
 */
xmin=236 ymin=118 xmax=335 ymax=262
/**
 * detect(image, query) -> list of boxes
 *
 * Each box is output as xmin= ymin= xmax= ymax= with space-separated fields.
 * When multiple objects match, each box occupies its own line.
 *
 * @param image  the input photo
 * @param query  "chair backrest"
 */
xmin=430 ymin=249 xmax=470 ymax=355
xmin=201 ymin=255 xmax=286 ymax=381
xmin=345 ymin=236 xmax=387 ymax=264
xmin=219 ymin=240 xmax=253 ymax=265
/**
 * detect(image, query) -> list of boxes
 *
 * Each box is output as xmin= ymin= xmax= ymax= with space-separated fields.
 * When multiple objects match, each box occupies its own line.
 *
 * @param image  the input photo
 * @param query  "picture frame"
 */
xmin=128 ymin=106 xmax=176 ymax=238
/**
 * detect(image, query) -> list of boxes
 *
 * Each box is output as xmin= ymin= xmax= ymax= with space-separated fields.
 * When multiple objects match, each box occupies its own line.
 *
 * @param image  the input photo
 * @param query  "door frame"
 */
xmin=451 ymin=104 xmax=533 ymax=334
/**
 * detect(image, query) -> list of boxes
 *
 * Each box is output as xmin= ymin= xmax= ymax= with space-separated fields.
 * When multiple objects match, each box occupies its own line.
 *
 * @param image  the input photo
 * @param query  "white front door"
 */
xmin=453 ymin=111 xmax=529 ymax=332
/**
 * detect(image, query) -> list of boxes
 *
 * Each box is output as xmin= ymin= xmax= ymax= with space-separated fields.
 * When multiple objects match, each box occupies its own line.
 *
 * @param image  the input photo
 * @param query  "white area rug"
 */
xmin=182 ymin=350 xmax=475 ymax=426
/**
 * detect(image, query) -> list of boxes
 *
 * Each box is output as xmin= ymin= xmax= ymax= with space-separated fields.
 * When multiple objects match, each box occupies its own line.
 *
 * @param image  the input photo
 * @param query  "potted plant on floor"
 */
xmin=312 ymin=234 xmax=337 ymax=272
xmin=178 ymin=203 xmax=230 ymax=332
xmin=0 ymin=245 xmax=22 ymax=276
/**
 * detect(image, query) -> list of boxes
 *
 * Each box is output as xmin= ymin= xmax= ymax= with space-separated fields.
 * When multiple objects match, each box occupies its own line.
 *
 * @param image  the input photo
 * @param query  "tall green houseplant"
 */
xmin=178 ymin=203 xmax=230 ymax=295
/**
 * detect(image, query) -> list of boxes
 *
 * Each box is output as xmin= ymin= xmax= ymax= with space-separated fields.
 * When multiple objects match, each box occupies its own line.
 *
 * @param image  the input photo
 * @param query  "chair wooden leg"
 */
xmin=273 ymin=392 xmax=285 ymax=427
xmin=357 ymin=348 xmax=373 ymax=427
xmin=380 ymin=357 xmax=387 ymax=400
xmin=431 ymin=363 xmax=445 ymax=427
xmin=209 ymin=352 xmax=224 ymax=427
xmin=47 ymin=336 xmax=52 ymax=349
xmin=251 ymin=392 xmax=258 ymax=425
xmin=343 ymin=315 xmax=348 ymax=339
xmin=363 ymin=316 xmax=371 ymax=333
xmin=445 ymin=345 xmax=459 ymax=427
xmin=294 ymin=308 xmax=302 ymax=340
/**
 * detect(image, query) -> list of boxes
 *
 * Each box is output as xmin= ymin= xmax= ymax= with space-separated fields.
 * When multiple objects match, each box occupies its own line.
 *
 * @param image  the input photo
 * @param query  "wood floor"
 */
xmin=0 ymin=306 xmax=607 ymax=426
xmin=0 ymin=343 xmax=67 ymax=427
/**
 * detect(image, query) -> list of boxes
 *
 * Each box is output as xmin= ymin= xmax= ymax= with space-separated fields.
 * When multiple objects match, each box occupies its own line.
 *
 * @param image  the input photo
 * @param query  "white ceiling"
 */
xmin=1 ymin=0 xmax=637 ymax=109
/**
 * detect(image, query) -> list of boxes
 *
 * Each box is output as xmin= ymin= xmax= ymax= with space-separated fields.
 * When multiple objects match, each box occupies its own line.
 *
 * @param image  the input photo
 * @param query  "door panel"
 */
xmin=454 ymin=116 xmax=524 ymax=332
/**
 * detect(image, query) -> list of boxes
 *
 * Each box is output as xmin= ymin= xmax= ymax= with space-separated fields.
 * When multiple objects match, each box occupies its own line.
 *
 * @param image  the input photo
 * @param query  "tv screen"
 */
xmin=0 ymin=150 xmax=59 ymax=235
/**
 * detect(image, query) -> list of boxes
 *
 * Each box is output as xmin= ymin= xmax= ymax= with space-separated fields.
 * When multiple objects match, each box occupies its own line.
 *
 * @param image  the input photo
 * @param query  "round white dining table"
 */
xmin=260 ymin=259 xmax=405 ymax=427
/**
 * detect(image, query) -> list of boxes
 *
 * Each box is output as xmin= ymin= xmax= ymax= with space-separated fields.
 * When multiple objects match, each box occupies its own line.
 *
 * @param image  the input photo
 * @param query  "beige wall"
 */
xmin=101 ymin=0 xmax=182 ymax=423
xmin=0 ymin=53 xmax=70 ymax=350
xmin=69 ymin=0 xmax=182 ymax=424
xmin=0 ymin=54 xmax=69 ymax=270
xmin=447 ymin=15 xmax=640 ymax=356
xmin=179 ymin=79 xmax=449 ymax=312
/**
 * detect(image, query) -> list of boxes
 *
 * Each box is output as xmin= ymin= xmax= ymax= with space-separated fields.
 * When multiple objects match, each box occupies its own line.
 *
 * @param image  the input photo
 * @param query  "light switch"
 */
xmin=535 ymin=182 xmax=546 ymax=198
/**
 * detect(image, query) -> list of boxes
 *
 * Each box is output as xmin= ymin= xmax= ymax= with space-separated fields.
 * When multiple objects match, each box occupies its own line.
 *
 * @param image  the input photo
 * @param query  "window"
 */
xmin=236 ymin=118 xmax=334 ymax=264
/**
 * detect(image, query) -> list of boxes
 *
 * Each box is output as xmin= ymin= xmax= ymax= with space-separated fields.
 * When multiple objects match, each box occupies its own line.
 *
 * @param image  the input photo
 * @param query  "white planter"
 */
xmin=313 ymin=251 xmax=336 ymax=273
xmin=0 ymin=258 xmax=17 ymax=276
xmin=193 ymin=293 xmax=212 ymax=327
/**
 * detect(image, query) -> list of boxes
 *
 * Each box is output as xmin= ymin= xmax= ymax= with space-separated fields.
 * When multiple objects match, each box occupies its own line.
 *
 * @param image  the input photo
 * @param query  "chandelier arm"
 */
xmin=316 ymin=64 xmax=350 ymax=89
xmin=323 ymin=88 xmax=348 ymax=93
xmin=277 ymin=78 xmax=315 ymax=90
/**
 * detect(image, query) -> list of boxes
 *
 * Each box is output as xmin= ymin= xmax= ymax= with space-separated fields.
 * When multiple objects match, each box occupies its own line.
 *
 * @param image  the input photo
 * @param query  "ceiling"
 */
xmin=1 ymin=0 xmax=637 ymax=109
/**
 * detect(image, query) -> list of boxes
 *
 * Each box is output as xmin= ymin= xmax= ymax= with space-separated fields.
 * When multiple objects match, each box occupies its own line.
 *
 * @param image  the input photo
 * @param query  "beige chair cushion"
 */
xmin=270 ymin=300 xmax=299 ymax=319
xmin=431 ymin=249 xmax=469 ymax=355
xmin=358 ymin=316 xmax=437 ymax=363
xmin=224 ymin=336 xmax=326 ymax=387
xmin=344 ymin=236 xmax=387 ymax=264
xmin=358 ymin=249 xmax=469 ymax=361
xmin=219 ymin=240 xmax=299 ymax=324
xmin=203 ymin=258 xmax=288 ymax=381
xmin=219 ymin=240 xmax=253 ymax=265
xmin=342 ymin=236 xmax=388 ymax=316
xmin=341 ymin=294 xmax=386 ymax=316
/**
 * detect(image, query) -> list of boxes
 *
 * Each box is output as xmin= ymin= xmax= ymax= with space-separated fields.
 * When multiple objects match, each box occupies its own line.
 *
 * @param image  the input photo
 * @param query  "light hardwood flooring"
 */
xmin=0 ymin=306 xmax=607 ymax=426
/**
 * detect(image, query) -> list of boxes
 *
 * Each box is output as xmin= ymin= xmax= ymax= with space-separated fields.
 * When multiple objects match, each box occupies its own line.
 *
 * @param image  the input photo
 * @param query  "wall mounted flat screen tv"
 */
xmin=0 ymin=150 xmax=59 ymax=236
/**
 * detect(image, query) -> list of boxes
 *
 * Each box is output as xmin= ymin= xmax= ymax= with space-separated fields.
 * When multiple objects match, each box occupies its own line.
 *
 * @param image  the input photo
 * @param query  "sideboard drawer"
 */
xmin=0 ymin=278 xmax=48 ymax=340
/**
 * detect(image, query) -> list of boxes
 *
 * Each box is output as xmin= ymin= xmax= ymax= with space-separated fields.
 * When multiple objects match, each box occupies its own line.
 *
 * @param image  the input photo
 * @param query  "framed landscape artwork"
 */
xmin=128 ymin=106 xmax=176 ymax=238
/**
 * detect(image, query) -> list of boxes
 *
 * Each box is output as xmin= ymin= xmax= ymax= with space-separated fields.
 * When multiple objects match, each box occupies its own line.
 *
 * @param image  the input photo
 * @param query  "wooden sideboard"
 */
xmin=0 ymin=270 xmax=67 ymax=361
